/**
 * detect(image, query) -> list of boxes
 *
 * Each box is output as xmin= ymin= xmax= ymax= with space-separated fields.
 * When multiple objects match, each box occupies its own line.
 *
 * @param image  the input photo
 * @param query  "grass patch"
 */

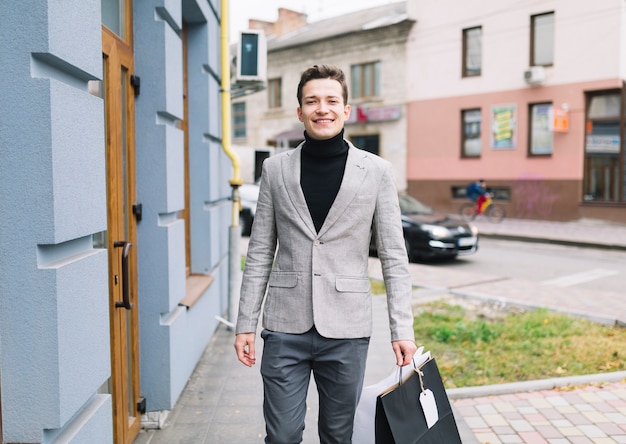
xmin=413 ymin=300 xmax=626 ymax=388
xmin=370 ymin=278 xmax=386 ymax=295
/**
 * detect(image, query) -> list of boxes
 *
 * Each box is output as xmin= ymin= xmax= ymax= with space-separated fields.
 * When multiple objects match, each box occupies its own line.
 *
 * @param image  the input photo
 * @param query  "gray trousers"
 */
xmin=260 ymin=327 xmax=370 ymax=444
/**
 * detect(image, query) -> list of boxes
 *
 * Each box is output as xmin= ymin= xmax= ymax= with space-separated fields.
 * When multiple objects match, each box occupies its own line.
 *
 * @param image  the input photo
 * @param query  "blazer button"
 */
xmin=314 ymin=240 xmax=320 ymax=246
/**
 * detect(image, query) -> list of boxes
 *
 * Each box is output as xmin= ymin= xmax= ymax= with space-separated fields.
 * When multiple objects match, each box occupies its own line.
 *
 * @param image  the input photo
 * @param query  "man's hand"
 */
xmin=234 ymin=333 xmax=256 ymax=367
xmin=392 ymin=340 xmax=418 ymax=366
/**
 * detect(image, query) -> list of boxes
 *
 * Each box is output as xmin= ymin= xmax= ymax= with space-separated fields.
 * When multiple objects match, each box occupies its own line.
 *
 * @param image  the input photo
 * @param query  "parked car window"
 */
xmin=398 ymin=195 xmax=433 ymax=214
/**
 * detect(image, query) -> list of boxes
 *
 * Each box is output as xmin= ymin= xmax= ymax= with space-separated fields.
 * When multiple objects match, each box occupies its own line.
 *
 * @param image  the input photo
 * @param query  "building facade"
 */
xmin=0 ymin=1 xmax=231 ymax=442
xmin=406 ymin=0 xmax=626 ymax=222
xmin=232 ymin=3 xmax=415 ymax=192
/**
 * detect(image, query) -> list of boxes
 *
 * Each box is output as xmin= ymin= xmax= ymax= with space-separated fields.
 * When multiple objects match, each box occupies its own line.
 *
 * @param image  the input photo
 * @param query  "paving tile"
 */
xmin=474 ymin=432 xmax=502 ymax=444
xmin=596 ymin=422 xmax=626 ymax=435
xmin=518 ymin=406 xmax=539 ymax=414
xmin=567 ymin=437 xmax=593 ymax=444
xmin=565 ymin=412 xmax=594 ymax=425
xmin=492 ymin=425 xmax=517 ymax=434
xmin=582 ymin=411 xmax=611 ymax=423
xmin=494 ymin=401 xmax=517 ymax=413
xmin=509 ymin=419 xmax=534 ymax=432
xmin=577 ymin=424 xmax=607 ymax=438
xmin=521 ymin=415 xmax=549 ymax=426
xmin=555 ymin=404 xmax=578 ymax=413
xmin=484 ymin=413 xmax=509 ymax=427
xmin=477 ymin=403 xmax=499 ymax=414
xmin=534 ymin=424 xmax=563 ymax=439
xmin=606 ymin=412 xmax=626 ymax=424
xmin=518 ymin=431 xmax=548 ymax=443
xmin=464 ymin=416 xmax=488 ymax=428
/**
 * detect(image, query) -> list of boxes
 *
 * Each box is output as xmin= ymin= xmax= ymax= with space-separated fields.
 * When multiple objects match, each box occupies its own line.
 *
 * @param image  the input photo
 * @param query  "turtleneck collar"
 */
xmin=302 ymin=129 xmax=348 ymax=158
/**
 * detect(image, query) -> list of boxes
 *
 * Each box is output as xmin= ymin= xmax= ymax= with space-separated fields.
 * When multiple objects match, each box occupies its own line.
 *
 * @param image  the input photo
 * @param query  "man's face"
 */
xmin=297 ymin=78 xmax=351 ymax=140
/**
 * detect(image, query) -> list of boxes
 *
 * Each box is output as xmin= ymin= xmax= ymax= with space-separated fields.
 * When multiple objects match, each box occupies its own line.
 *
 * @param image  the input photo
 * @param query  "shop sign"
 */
xmin=585 ymin=135 xmax=620 ymax=153
xmin=346 ymin=105 xmax=401 ymax=124
xmin=551 ymin=108 xmax=569 ymax=132
xmin=491 ymin=104 xmax=517 ymax=149
xmin=367 ymin=106 xmax=401 ymax=122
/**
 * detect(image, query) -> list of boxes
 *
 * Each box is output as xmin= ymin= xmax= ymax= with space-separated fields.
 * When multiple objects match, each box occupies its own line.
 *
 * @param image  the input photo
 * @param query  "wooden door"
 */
xmin=102 ymin=25 xmax=141 ymax=444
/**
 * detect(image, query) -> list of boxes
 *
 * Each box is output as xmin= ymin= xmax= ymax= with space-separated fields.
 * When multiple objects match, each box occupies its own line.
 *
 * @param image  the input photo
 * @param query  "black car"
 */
xmin=370 ymin=194 xmax=478 ymax=261
xmin=239 ymin=183 xmax=260 ymax=236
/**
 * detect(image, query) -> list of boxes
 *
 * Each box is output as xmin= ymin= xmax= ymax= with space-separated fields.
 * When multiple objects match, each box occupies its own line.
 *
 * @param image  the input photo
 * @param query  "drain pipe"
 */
xmin=220 ymin=0 xmax=242 ymax=330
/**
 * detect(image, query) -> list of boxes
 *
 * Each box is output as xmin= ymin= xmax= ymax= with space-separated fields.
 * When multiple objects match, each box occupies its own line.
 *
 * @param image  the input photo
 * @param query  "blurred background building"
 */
xmin=234 ymin=0 xmax=626 ymax=223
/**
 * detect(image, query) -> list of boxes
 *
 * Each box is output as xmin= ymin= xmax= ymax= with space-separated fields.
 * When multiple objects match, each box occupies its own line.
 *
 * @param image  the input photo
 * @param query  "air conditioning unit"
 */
xmin=523 ymin=66 xmax=546 ymax=85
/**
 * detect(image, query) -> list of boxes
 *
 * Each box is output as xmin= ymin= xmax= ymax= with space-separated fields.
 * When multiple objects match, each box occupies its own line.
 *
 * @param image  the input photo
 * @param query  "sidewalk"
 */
xmin=135 ymin=217 xmax=626 ymax=444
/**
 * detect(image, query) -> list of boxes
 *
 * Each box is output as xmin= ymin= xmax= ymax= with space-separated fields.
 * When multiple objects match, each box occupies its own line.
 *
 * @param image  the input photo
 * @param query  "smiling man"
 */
xmin=234 ymin=64 xmax=417 ymax=444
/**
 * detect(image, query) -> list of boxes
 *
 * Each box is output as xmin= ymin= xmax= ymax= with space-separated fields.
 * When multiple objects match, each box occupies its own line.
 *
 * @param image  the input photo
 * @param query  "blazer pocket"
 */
xmin=268 ymin=272 xmax=298 ymax=288
xmin=335 ymin=276 xmax=370 ymax=293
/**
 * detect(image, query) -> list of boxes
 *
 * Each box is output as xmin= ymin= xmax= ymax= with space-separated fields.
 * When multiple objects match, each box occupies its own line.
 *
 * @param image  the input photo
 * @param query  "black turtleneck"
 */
xmin=300 ymin=129 xmax=349 ymax=233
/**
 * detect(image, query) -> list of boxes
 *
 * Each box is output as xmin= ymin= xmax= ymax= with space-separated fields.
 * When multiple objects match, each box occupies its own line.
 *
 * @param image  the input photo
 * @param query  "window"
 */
xmin=349 ymin=134 xmax=379 ymax=155
xmin=583 ymin=91 xmax=623 ymax=202
xmin=531 ymin=12 xmax=554 ymax=66
xmin=350 ymin=62 xmax=380 ymax=99
xmin=462 ymin=27 xmax=482 ymax=77
xmin=452 ymin=185 xmax=510 ymax=201
xmin=232 ymin=102 xmax=246 ymax=138
xmin=461 ymin=109 xmax=481 ymax=157
xmin=268 ymin=78 xmax=281 ymax=109
xmin=102 ymin=0 xmax=127 ymax=39
xmin=529 ymin=102 xmax=553 ymax=156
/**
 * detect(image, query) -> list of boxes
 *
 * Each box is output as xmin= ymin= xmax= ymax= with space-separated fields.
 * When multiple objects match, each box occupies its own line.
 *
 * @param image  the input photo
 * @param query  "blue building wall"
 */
xmin=134 ymin=0 xmax=231 ymax=413
xmin=0 ymin=0 xmax=230 ymax=440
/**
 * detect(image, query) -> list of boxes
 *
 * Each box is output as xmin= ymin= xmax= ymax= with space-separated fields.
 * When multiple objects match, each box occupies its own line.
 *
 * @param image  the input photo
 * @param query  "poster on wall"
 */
xmin=491 ymin=104 xmax=517 ymax=149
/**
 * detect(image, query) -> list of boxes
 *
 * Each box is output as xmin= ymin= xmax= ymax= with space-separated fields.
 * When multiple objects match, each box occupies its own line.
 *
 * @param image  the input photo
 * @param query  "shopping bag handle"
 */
xmin=397 ymin=357 xmax=430 ymax=394
xmin=397 ymin=357 xmax=418 ymax=386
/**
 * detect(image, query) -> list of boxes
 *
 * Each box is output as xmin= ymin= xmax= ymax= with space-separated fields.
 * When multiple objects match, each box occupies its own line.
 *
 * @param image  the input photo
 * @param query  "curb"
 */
xmin=448 ymin=289 xmax=624 ymax=327
xmin=448 ymin=370 xmax=626 ymax=400
xmin=478 ymin=232 xmax=626 ymax=252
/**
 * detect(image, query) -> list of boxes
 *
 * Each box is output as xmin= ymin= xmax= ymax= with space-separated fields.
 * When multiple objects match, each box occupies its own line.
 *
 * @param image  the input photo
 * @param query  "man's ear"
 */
xmin=297 ymin=107 xmax=303 ymax=122
xmin=344 ymin=104 xmax=351 ymax=119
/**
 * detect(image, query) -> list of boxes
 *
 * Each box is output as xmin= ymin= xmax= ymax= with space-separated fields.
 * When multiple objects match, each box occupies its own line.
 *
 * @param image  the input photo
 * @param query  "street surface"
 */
xmin=424 ymin=238 xmax=626 ymax=295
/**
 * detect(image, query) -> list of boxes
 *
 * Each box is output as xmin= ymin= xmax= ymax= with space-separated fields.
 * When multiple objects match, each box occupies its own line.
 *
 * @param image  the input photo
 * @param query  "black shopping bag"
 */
xmin=375 ymin=358 xmax=462 ymax=444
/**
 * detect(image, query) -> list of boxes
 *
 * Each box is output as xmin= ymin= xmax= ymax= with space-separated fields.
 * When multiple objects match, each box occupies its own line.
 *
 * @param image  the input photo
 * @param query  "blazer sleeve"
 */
xmin=372 ymin=164 xmax=415 ymax=342
xmin=235 ymin=161 xmax=278 ymax=335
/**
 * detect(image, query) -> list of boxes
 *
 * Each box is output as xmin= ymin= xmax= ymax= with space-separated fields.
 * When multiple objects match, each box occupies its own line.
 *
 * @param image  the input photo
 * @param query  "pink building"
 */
xmin=406 ymin=0 xmax=626 ymax=222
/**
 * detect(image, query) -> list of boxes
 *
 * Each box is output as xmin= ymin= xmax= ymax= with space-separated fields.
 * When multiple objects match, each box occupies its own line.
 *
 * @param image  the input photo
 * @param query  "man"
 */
xmin=466 ymin=179 xmax=489 ymax=214
xmin=234 ymin=64 xmax=417 ymax=444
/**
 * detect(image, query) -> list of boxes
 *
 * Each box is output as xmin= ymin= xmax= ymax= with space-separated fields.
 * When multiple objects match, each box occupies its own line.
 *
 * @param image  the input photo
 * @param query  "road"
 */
xmin=427 ymin=237 xmax=626 ymax=295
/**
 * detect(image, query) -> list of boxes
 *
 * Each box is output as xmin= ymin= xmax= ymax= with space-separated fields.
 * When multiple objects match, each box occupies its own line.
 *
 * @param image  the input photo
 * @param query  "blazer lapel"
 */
xmin=281 ymin=146 xmax=317 ymax=236
xmin=317 ymin=144 xmax=368 ymax=237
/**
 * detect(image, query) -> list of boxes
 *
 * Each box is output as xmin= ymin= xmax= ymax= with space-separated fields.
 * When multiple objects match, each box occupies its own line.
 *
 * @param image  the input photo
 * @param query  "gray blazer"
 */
xmin=236 ymin=142 xmax=414 ymax=342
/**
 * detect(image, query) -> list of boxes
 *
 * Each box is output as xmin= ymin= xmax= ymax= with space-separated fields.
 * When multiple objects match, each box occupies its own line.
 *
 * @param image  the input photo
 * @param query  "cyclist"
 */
xmin=466 ymin=179 xmax=489 ymax=214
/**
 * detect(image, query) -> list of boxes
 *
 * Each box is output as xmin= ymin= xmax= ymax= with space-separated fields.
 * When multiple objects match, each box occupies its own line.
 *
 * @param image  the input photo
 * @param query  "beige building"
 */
xmin=232 ymin=2 xmax=415 ymax=192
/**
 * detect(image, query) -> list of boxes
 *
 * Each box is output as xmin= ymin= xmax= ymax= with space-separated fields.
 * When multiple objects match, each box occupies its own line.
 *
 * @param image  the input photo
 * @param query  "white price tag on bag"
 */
xmin=419 ymin=388 xmax=439 ymax=428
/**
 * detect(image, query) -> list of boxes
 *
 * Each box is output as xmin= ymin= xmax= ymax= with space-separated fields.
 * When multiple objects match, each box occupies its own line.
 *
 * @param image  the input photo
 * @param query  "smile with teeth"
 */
xmin=315 ymin=119 xmax=333 ymax=124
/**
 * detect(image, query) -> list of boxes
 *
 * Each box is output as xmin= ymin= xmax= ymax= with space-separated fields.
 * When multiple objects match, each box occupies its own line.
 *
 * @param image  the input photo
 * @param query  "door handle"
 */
xmin=114 ymin=241 xmax=133 ymax=310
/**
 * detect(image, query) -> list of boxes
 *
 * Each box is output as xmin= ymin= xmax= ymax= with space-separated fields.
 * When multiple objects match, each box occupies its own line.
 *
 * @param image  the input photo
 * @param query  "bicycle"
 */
xmin=459 ymin=195 xmax=506 ymax=223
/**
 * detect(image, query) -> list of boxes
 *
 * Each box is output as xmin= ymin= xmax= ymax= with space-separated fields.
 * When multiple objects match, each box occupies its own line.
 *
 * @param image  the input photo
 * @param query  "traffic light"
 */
xmin=236 ymin=30 xmax=267 ymax=82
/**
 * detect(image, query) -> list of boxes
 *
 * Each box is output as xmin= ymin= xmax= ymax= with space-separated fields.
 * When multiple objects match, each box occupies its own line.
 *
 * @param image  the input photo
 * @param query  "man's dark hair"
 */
xmin=297 ymin=64 xmax=348 ymax=106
